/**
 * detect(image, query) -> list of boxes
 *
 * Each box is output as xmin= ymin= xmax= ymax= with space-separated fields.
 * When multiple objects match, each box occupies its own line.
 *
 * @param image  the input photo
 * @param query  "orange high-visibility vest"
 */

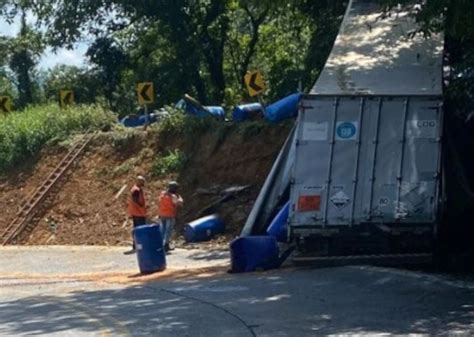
xmin=127 ymin=185 xmax=146 ymax=217
xmin=158 ymin=191 xmax=177 ymax=218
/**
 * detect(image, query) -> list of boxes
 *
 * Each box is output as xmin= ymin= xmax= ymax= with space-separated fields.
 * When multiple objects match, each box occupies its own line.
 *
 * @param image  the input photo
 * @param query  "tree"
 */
xmin=30 ymin=0 xmax=296 ymax=104
xmin=86 ymin=37 xmax=129 ymax=110
xmin=374 ymin=0 xmax=474 ymax=120
xmin=9 ymin=12 xmax=44 ymax=107
xmin=0 ymin=1 xmax=44 ymax=108
xmin=42 ymin=65 xmax=102 ymax=104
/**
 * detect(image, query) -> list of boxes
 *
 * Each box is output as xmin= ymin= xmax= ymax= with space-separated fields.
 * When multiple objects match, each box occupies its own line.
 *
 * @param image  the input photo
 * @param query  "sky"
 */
xmin=0 ymin=15 xmax=88 ymax=70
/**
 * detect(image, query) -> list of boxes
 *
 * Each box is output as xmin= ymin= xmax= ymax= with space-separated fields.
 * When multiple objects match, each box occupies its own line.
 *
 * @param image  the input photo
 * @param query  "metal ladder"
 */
xmin=0 ymin=132 xmax=95 ymax=245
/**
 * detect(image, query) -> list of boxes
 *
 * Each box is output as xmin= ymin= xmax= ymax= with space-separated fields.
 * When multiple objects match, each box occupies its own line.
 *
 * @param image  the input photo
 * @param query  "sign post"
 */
xmin=59 ymin=90 xmax=74 ymax=108
xmin=137 ymin=82 xmax=154 ymax=130
xmin=0 ymin=96 xmax=12 ymax=114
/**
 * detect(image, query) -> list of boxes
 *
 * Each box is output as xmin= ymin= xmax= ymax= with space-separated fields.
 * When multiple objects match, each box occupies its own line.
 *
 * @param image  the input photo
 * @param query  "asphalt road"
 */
xmin=1 ymin=246 xmax=473 ymax=336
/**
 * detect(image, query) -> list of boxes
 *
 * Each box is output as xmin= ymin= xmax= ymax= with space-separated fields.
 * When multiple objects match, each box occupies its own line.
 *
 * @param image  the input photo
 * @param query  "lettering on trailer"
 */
xmin=406 ymin=120 xmax=437 ymax=138
xmin=60 ymin=90 xmax=74 ymax=108
xmin=302 ymin=121 xmax=328 ymax=141
xmin=330 ymin=190 xmax=350 ymax=209
xmin=0 ymin=96 xmax=12 ymax=113
xmin=137 ymin=82 xmax=154 ymax=105
xmin=244 ymin=70 xmax=266 ymax=97
xmin=298 ymin=195 xmax=321 ymax=212
xmin=336 ymin=121 xmax=358 ymax=140
xmin=379 ymin=197 xmax=390 ymax=207
xmin=303 ymin=185 xmax=323 ymax=190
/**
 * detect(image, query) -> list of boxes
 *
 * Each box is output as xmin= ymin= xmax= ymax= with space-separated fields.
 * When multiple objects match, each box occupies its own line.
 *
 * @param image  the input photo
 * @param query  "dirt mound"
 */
xmin=0 ymin=122 xmax=291 ymax=246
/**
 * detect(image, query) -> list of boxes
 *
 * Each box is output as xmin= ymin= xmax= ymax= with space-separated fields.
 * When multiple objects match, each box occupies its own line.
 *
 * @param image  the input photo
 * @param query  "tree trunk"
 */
xmin=17 ymin=51 xmax=34 ymax=107
xmin=192 ymin=69 xmax=208 ymax=104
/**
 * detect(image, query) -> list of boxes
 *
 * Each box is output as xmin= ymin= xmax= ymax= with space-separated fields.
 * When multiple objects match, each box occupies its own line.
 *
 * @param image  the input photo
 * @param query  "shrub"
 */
xmin=158 ymin=109 xmax=220 ymax=140
xmin=151 ymin=149 xmax=187 ymax=177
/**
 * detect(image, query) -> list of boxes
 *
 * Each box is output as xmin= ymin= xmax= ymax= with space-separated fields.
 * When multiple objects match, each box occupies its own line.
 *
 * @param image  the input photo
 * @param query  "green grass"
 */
xmin=0 ymin=104 xmax=116 ymax=172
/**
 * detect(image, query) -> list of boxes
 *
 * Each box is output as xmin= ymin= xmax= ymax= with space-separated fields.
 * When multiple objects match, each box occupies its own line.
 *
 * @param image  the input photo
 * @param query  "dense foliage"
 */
xmin=0 ymin=0 xmax=347 ymax=115
xmin=0 ymin=1 xmax=472 ymax=119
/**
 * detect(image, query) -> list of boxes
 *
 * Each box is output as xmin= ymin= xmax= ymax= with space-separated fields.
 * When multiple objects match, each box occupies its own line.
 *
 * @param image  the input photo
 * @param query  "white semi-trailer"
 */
xmin=289 ymin=0 xmax=444 ymax=262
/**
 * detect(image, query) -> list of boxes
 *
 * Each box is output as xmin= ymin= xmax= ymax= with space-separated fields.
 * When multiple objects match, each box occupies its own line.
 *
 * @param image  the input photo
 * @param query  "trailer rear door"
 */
xmin=290 ymin=95 xmax=442 ymax=228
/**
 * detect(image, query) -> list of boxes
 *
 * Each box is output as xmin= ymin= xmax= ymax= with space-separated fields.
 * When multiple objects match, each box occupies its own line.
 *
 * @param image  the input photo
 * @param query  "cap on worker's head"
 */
xmin=137 ymin=175 xmax=146 ymax=183
xmin=168 ymin=181 xmax=178 ymax=188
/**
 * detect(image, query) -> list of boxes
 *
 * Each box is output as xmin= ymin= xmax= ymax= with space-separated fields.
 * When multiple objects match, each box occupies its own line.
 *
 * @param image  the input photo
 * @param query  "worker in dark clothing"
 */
xmin=124 ymin=176 xmax=147 ymax=255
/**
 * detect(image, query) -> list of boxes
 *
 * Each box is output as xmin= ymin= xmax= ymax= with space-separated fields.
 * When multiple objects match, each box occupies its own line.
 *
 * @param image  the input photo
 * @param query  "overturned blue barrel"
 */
xmin=264 ymin=93 xmax=301 ymax=123
xmin=120 ymin=114 xmax=158 ymax=128
xmin=184 ymin=214 xmax=225 ymax=243
xmin=204 ymin=106 xmax=225 ymax=119
xmin=232 ymin=103 xmax=263 ymax=121
xmin=266 ymin=201 xmax=290 ymax=242
xmin=230 ymin=236 xmax=280 ymax=273
xmin=120 ymin=115 xmax=142 ymax=127
xmin=133 ymin=224 xmax=166 ymax=274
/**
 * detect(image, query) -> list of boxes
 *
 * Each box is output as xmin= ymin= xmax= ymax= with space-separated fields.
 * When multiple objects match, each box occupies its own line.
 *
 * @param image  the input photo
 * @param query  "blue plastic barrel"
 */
xmin=120 ymin=115 xmax=142 ymax=127
xmin=230 ymin=236 xmax=280 ymax=273
xmin=204 ymin=106 xmax=225 ymax=119
xmin=232 ymin=103 xmax=263 ymax=121
xmin=120 ymin=114 xmax=158 ymax=127
xmin=266 ymin=201 xmax=290 ymax=242
xmin=264 ymin=93 xmax=301 ymax=123
xmin=138 ymin=113 xmax=158 ymax=125
xmin=133 ymin=224 xmax=166 ymax=274
xmin=184 ymin=214 xmax=225 ymax=243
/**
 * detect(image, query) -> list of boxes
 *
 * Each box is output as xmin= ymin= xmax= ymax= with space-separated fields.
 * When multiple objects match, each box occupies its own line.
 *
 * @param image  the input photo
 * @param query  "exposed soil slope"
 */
xmin=0 ymin=122 xmax=291 ymax=246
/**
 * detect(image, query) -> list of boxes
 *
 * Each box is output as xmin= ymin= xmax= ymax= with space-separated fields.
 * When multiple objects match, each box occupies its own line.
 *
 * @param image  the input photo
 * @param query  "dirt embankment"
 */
xmin=0 ymin=121 xmax=292 ymax=246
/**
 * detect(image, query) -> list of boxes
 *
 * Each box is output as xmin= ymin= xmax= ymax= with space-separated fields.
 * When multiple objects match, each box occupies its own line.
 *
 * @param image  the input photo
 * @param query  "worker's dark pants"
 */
xmin=132 ymin=216 xmax=146 ymax=249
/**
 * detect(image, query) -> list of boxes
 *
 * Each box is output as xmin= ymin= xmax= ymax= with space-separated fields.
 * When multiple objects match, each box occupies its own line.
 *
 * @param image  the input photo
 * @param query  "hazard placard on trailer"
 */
xmin=298 ymin=195 xmax=321 ymax=212
xmin=137 ymin=82 xmax=154 ymax=105
xmin=244 ymin=70 xmax=266 ymax=97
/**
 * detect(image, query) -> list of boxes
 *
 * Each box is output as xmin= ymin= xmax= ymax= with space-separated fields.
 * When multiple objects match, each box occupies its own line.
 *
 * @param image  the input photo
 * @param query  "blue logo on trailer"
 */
xmin=336 ymin=122 xmax=356 ymax=139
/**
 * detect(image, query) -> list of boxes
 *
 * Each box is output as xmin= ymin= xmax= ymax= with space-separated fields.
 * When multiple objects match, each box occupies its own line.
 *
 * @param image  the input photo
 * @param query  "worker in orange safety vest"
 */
xmin=124 ymin=175 xmax=147 ymax=255
xmin=158 ymin=181 xmax=183 ymax=252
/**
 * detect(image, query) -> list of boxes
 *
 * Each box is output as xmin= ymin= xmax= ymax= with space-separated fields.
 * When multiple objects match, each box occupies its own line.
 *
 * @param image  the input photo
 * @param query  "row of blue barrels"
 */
xmin=184 ymin=92 xmax=302 ymax=122
xmin=121 ymin=92 xmax=301 ymax=128
xmin=134 ymin=224 xmax=290 ymax=275
xmin=133 ymin=204 xmax=289 ymax=274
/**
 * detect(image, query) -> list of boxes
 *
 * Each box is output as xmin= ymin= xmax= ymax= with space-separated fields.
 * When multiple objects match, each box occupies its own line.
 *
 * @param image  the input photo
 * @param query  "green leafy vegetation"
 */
xmin=109 ymin=128 xmax=140 ymax=151
xmin=158 ymin=110 xmax=221 ymax=140
xmin=0 ymin=104 xmax=115 ymax=172
xmin=151 ymin=149 xmax=188 ymax=178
